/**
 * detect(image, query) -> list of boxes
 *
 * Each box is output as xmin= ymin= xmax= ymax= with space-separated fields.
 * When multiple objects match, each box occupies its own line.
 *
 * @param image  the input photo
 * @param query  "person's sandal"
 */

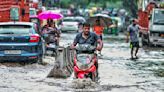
xmin=130 ymin=56 xmax=135 ymax=60
xmin=135 ymin=56 xmax=139 ymax=59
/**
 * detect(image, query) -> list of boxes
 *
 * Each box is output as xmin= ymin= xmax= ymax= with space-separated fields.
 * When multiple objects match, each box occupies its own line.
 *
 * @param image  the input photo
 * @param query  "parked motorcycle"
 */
xmin=73 ymin=44 xmax=98 ymax=82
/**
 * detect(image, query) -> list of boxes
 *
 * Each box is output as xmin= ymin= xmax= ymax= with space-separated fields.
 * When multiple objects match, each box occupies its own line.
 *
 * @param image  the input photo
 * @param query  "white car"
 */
xmin=60 ymin=17 xmax=79 ymax=32
xmin=74 ymin=16 xmax=86 ymax=24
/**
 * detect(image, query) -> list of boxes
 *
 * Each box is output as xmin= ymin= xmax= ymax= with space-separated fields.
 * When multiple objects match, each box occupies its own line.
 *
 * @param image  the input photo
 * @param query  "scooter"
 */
xmin=43 ymin=31 xmax=59 ymax=57
xmin=73 ymin=44 xmax=98 ymax=82
xmin=46 ymin=42 xmax=58 ymax=56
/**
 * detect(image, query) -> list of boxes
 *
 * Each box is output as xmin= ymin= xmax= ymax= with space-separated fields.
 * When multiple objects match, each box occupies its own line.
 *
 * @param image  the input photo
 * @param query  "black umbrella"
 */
xmin=87 ymin=13 xmax=112 ymax=27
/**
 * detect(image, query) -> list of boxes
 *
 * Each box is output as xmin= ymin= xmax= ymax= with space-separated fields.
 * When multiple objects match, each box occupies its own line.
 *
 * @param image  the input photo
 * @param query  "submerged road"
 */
xmin=0 ymin=33 xmax=163 ymax=92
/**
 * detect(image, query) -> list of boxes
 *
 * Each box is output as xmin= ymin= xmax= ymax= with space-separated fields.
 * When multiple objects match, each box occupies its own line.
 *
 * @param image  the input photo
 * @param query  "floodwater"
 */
xmin=0 ymin=33 xmax=163 ymax=92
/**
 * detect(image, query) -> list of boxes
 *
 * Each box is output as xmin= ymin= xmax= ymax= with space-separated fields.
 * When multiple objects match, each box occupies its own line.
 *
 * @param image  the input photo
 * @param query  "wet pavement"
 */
xmin=0 ymin=33 xmax=163 ymax=92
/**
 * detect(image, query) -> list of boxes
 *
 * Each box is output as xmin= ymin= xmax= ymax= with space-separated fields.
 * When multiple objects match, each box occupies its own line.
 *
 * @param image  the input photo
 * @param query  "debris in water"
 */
xmin=71 ymin=79 xmax=98 ymax=89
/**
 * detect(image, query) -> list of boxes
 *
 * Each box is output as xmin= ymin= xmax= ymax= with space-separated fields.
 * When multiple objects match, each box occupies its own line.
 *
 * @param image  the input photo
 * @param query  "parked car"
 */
xmin=74 ymin=16 xmax=86 ymax=24
xmin=0 ymin=22 xmax=45 ymax=62
xmin=60 ymin=17 xmax=79 ymax=32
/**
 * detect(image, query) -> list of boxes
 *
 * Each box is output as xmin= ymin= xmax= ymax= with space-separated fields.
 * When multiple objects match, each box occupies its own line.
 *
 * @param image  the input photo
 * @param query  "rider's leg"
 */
xmin=99 ymin=35 xmax=103 ymax=55
xmin=95 ymin=61 xmax=98 ymax=77
xmin=94 ymin=54 xmax=99 ymax=77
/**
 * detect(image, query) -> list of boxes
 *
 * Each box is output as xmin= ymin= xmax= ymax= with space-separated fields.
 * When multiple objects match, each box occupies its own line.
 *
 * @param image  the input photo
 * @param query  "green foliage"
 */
xmin=122 ymin=0 xmax=138 ymax=18
xmin=59 ymin=0 xmax=72 ymax=8
xmin=48 ymin=0 xmax=137 ymax=18
xmin=55 ymin=0 xmax=123 ymax=8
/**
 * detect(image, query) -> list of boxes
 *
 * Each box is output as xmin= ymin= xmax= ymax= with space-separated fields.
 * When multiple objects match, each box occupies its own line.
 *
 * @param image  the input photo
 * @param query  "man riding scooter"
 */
xmin=42 ymin=23 xmax=60 ymax=56
xmin=71 ymin=23 xmax=103 ymax=81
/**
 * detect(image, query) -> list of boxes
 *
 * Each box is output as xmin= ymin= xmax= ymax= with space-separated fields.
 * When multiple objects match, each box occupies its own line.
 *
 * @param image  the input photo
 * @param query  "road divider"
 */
xmin=47 ymin=45 xmax=75 ymax=78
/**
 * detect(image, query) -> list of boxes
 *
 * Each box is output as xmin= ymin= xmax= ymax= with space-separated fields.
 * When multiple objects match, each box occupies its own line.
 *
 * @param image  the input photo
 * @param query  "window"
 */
xmin=153 ymin=10 xmax=164 ymax=24
xmin=0 ymin=25 xmax=33 ymax=34
xmin=10 ymin=7 xmax=19 ymax=21
xmin=30 ymin=9 xmax=37 ymax=16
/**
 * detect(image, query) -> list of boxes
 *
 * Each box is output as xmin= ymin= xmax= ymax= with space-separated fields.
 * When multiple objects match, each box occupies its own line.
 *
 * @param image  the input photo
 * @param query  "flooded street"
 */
xmin=0 ymin=33 xmax=164 ymax=92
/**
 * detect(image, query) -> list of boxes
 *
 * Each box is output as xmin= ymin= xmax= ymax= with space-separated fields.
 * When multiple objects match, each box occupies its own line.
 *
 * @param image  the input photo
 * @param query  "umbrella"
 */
xmin=38 ymin=10 xmax=63 ymax=20
xmin=87 ymin=13 xmax=112 ymax=27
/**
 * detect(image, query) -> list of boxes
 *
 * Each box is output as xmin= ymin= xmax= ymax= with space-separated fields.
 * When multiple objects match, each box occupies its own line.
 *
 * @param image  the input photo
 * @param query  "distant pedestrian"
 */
xmin=93 ymin=20 xmax=104 ymax=55
xmin=126 ymin=19 xmax=140 ymax=59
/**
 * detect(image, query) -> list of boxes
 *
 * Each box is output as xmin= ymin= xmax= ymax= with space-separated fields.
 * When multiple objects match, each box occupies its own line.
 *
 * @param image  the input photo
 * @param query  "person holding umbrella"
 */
xmin=93 ymin=19 xmax=104 ymax=55
xmin=87 ymin=14 xmax=112 ymax=55
xmin=93 ymin=19 xmax=104 ymax=40
xmin=38 ymin=10 xmax=63 ymax=46
xmin=48 ymin=23 xmax=61 ymax=46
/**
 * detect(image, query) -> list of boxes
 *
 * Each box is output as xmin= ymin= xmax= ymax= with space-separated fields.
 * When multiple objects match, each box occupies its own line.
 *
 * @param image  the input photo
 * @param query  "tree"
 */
xmin=122 ymin=0 xmax=138 ymax=18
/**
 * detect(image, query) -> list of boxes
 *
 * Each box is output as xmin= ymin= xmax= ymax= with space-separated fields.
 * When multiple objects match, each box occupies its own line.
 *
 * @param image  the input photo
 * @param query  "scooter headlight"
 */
xmin=77 ymin=61 xmax=94 ymax=70
xmin=76 ymin=54 xmax=94 ymax=70
xmin=76 ymin=62 xmax=88 ymax=70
